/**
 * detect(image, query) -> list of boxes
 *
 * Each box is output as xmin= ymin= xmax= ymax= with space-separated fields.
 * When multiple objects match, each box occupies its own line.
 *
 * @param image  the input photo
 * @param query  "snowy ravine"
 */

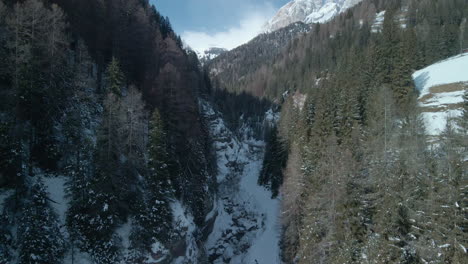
xmin=200 ymin=100 xmax=282 ymax=264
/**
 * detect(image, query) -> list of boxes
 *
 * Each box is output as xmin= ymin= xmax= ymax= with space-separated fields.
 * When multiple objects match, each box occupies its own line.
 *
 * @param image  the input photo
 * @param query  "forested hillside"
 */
xmin=205 ymin=0 xmax=468 ymax=263
xmin=207 ymin=22 xmax=310 ymax=97
xmin=0 ymin=0 xmax=217 ymax=263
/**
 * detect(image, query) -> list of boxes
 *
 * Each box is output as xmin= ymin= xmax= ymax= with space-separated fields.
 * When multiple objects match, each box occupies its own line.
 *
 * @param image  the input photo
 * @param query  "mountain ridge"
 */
xmin=263 ymin=0 xmax=362 ymax=32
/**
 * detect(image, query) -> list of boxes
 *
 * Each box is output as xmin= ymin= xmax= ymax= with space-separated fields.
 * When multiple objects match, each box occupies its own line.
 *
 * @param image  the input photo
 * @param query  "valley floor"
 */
xmin=202 ymin=100 xmax=281 ymax=264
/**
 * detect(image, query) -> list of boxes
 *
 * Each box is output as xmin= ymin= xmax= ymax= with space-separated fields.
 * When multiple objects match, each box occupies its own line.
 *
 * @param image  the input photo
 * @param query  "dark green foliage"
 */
xmin=210 ymin=88 xmax=273 ymax=136
xmin=131 ymin=110 xmax=173 ymax=247
xmin=148 ymin=110 xmax=173 ymax=195
xmin=0 ymin=1 xmax=8 ymax=82
xmin=206 ymin=22 xmax=311 ymax=97
xmin=0 ymin=121 xmax=19 ymax=187
xmin=67 ymin=185 xmax=121 ymax=263
xmin=0 ymin=0 xmax=216 ymax=262
xmin=460 ymin=88 xmax=468 ymax=132
xmin=150 ymin=7 xmax=174 ymax=39
xmin=227 ymin=0 xmax=468 ymax=262
xmin=18 ymin=180 xmax=66 ymax=264
xmin=396 ymin=204 xmax=411 ymax=237
xmin=105 ymin=57 xmax=124 ymax=96
xmin=259 ymin=128 xmax=288 ymax=198
xmin=0 ymin=193 xmax=15 ymax=264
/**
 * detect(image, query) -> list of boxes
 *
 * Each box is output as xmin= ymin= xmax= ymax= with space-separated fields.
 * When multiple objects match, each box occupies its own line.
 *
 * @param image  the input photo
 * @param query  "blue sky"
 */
xmin=151 ymin=0 xmax=290 ymax=53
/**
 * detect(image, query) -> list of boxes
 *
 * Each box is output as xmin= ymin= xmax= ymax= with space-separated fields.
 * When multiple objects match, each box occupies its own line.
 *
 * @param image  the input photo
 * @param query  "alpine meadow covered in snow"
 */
xmin=0 ymin=0 xmax=467 ymax=264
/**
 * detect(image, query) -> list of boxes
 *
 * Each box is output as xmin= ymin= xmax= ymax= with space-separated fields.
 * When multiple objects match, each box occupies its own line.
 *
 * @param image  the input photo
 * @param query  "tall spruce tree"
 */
xmin=259 ymin=128 xmax=288 ymax=198
xmin=130 ymin=109 xmax=173 ymax=259
xmin=18 ymin=179 xmax=66 ymax=264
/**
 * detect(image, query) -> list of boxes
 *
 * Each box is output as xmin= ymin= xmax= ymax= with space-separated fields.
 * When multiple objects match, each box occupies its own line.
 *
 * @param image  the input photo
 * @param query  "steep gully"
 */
xmin=200 ymin=100 xmax=282 ymax=264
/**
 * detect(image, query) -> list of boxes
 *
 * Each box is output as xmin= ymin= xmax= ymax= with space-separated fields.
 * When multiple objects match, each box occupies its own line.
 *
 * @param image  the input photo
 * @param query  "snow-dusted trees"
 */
xmin=105 ymin=57 xmax=124 ymax=96
xmin=18 ymin=180 xmax=65 ymax=264
xmin=66 ymin=58 xmax=154 ymax=263
xmin=0 ymin=0 xmax=214 ymax=262
xmin=280 ymin=142 xmax=305 ymax=262
xmin=0 ymin=0 xmax=7 ymax=80
xmin=146 ymin=109 xmax=173 ymax=200
xmin=118 ymin=86 xmax=148 ymax=168
xmin=273 ymin=1 xmax=468 ymax=261
xmin=3 ymin=0 xmax=71 ymax=173
xmin=129 ymin=109 xmax=173 ymax=261
xmin=460 ymin=89 xmax=468 ymax=134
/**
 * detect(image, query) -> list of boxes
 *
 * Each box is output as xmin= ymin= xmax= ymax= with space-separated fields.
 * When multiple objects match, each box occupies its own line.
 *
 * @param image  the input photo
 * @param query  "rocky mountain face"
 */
xmin=198 ymin=47 xmax=228 ymax=65
xmin=263 ymin=0 xmax=362 ymax=32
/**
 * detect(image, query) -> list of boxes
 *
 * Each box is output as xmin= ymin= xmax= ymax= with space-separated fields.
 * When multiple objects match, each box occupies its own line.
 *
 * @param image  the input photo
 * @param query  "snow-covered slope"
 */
xmin=304 ymin=2 xmax=339 ymax=24
xmin=197 ymin=47 xmax=227 ymax=65
xmin=200 ymin=100 xmax=281 ymax=264
xmin=413 ymin=53 xmax=468 ymax=135
xmin=263 ymin=0 xmax=362 ymax=32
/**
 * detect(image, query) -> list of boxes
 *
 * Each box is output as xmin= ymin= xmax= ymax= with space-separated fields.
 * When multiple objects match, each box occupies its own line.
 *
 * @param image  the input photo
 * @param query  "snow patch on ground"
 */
xmin=237 ymin=159 xmax=281 ymax=264
xmin=371 ymin=11 xmax=386 ymax=33
xmin=145 ymin=241 xmax=169 ymax=263
xmin=63 ymin=251 xmax=94 ymax=264
xmin=412 ymin=53 xmax=468 ymax=135
xmin=293 ymin=92 xmax=307 ymax=111
xmin=421 ymin=91 xmax=465 ymax=107
xmin=43 ymin=175 xmax=68 ymax=225
xmin=265 ymin=109 xmax=280 ymax=124
xmin=171 ymin=200 xmax=198 ymax=264
xmin=420 ymin=110 xmax=463 ymax=136
xmin=0 ymin=189 xmax=14 ymax=212
xmin=116 ymin=219 xmax=132 ymax=257
xmin=413 ymin=53 xmax=468 ymax=97
xmin=42 ymin=175 xmax=96 ymax=264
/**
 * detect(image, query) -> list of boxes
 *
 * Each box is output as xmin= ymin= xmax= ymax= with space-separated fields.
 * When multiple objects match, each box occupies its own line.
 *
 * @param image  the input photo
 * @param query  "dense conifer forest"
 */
xmin=208 ymin=0 xmax=468 ymax=262
xmin=0 ymin=0 xmax=467 ymax=263
xmin=0 ymin=0 xmax=216 ymax=262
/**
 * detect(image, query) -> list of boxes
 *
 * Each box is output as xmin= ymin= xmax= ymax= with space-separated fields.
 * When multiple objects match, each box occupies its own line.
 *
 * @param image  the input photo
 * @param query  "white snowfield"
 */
xmin=412 ymin=53 xmax=468 ymax=135
xmin=304 ymin=2 xmax=339 ymax=24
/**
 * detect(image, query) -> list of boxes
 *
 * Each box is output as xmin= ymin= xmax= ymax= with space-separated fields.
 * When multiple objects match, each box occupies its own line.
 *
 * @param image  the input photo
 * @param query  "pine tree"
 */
xmin=147 ymin=110 xmax=173 ymax=196
xmin=0 ymin=0 xmax=8 ymax=80
xmin=130 ymin=109 xmax=173 ymax=258
xmin=459 ymin=88 xmax=468 ymax=133
xmin=66 ymin=56 xmax=125 ymax=264
xmin=259 ymin=128 xmax=287 ymax=198
xmin=95 ymin=58 xmax=127 ymax=191
xmin=147 ymin=109 xmax=173 ymax=223
xmin=105 ymin=57 xmax=124 ymax=96
xmin=18 ymin=179 xmax=66 ymax=264
xmin=391 ymin=29 xmax=416 ymax=111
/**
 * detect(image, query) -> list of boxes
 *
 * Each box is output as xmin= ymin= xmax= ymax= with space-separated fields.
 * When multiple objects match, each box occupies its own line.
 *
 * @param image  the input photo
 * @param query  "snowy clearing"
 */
xmin=413 ymin=53 xmax=468 ymax=97
xmin=412 ymin=53 xmax=468 ymax=135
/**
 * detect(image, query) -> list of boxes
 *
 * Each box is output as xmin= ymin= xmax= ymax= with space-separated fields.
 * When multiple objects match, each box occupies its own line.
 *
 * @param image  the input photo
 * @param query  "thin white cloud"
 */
xmin=182 ymin=3 xmax=276 ymax=54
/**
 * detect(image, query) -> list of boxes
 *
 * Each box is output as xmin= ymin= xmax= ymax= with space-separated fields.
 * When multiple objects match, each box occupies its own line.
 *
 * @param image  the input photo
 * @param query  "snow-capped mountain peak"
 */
xmin=263 ymin=0 xmax=362 ymax=32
